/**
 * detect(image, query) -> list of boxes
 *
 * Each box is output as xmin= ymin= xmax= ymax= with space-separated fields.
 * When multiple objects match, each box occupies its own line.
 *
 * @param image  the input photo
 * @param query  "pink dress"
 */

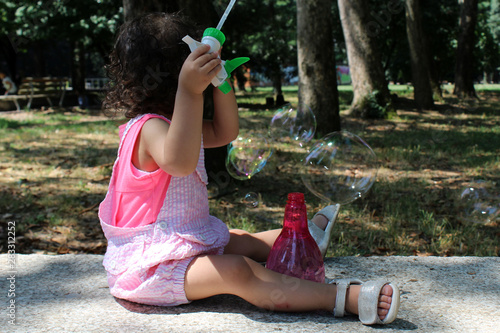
xmin=99 ymin=114 xmax=230 ymax=306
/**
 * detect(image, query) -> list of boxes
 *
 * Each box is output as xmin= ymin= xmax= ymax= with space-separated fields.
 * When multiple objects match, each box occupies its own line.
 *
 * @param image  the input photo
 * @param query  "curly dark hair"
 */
xmin=102 ymin=12 xmax=202 ymax=118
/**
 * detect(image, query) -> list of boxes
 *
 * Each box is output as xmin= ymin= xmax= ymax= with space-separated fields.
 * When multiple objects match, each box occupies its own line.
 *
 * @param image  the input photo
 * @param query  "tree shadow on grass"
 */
xmin=392 ymin=91 xmax=500 ymax=116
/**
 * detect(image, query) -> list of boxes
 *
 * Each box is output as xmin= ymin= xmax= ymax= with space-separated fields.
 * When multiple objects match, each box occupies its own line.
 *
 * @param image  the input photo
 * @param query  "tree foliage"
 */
xmin=221 ymin=0 xmax=297 ymax=98
xmin=477 ymin=0 xmax=500 ymax=82
xmin=7 ymin=0 xmax=121 ymax=53
xmin=1 ymin=0 xmax=499 ymax=103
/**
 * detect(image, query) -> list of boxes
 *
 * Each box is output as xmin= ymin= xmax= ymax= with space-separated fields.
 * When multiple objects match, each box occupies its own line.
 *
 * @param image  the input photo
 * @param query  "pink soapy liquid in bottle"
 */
xmin=266 ymin=192 xmax=325 ymax=283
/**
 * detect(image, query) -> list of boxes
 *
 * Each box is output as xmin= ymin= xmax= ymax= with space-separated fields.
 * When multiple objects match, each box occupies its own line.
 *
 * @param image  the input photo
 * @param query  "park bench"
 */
xmin=0 ymin=77 xmax=68 ymax=111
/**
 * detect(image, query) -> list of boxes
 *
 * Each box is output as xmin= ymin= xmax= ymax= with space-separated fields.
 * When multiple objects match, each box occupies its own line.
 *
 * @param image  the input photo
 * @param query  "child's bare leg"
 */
xmin=184 ymin=254 xmax=393 ymax=318
xmin=224 ymin=214 xmax=330 ymax=262
xmin=224 ymin=229 xmax=280 ymax=261
xmin=185 ymin=254 xmax=335 ymax=311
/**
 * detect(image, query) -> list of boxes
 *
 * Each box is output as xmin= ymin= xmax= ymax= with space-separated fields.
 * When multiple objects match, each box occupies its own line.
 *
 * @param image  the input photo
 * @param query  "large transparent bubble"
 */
xmin=269 ymin=103 xmax=316 ymax=148
xmin=459 ymin=181 xmax=499 ymax=224
xmin=226 ymin=133 xmax=273 ymax=180
xmin=301 ymin=131 xmax=379 ymax=205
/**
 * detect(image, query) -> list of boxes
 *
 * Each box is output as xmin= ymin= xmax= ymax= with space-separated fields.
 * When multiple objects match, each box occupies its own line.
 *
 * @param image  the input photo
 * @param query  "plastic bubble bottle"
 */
xmin=266 ymin=192 xmax=325 ymax=283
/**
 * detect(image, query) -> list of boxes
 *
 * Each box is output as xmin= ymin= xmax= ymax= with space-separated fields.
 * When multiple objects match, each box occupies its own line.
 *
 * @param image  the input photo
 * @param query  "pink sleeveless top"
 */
xmin=99 ymin=114 xmax=230 ymax=282
xmin=112 ymin=114 xmax=172 ymax=228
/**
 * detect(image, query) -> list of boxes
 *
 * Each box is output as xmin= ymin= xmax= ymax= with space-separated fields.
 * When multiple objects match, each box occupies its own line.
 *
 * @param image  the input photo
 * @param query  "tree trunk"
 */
xmin=405 ymin=0 xmax=434 ymax=109
xmin=0 ymin=35 xmax=18 ymax=85
xmin=271 ymin=70 xmax=285 ymax=106
xmin=297 ymin=0 xmax=341 ymax=135
xmin=337 ymin=0 xmax=391 ymax=118
xmin=233 ymin=68 xmax=247 ymax=92
xmin=454 ymin=0 xmax=478 ymax=98
xmin=266 ymin=1 xmax=285 ymax=107
xmin=429 ymin=64 xmax=443 ymax=101
xmin=71 ymin=40 xmax=86 ymax=95
xmin=33 ymin=42 xmax=47 ymax=77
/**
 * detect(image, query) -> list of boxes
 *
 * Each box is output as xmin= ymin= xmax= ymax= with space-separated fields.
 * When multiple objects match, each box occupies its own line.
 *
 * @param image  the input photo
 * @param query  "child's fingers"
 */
xmin=194 ymin=52 xmax=219 ymax=66
xmin=189 ymin=48 xmax=221 ymax=72
xmin=188 ymin=44 xmax=211 ymax=59
xmin=196 ymin=53 xmax=222 ymax=74
xmin=195 ymin=57 xmax=221 ymax=80
xmin=206 ymin=60 xmax=222 ymax=77
xmin=180 ymin=44 xmax=222 ymax=92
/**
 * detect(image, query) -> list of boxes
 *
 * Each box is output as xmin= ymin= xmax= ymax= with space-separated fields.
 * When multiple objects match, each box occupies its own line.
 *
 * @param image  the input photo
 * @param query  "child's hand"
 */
xmin=179 ymin=44 xmax=222 ymax=95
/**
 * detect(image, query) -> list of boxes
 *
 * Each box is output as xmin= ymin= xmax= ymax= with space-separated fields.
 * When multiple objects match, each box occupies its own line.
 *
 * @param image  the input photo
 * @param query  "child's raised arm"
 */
xmin=139 ymin=44 xmax=223 ymax=177
xmin=202 ymin=81 xmax=239 ymax=148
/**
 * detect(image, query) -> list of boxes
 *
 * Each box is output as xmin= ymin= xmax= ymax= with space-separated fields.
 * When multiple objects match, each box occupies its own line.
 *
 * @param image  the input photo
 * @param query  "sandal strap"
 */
xmin=333 ymin=280 xmax=348 ymax=317
xmin=332 ymin=278 xmax=363 ymax=317
xmin=308 ymin=219 xmax=325 ymax=242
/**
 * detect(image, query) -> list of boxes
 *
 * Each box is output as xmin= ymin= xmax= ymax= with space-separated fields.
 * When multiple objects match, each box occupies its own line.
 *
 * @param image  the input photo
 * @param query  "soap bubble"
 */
xmin=226 ymin=133 xmax=273 ymax=180
xmin=242 ymin=192 xmax=259 ymax=208
xmin=301 ymin=131 xmax=378 ymax=205
xmin=269 ymin=103 xmax=316 ymax=148
xmin=459 ymin=181 xmax=499 ymax=224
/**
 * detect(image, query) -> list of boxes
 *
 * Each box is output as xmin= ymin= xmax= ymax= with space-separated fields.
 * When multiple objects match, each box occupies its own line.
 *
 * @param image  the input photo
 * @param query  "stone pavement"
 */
xmin=1 ymin=254 xmax=499 ymax=332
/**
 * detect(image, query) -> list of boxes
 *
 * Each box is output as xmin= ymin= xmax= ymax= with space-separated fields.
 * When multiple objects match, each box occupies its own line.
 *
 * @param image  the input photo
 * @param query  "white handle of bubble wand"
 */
xmin=216 ymin=0 xmax=238 ymax=30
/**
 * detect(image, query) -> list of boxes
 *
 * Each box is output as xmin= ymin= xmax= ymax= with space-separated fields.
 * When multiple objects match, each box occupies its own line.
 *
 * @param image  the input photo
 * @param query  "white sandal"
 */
xmin=308 ymin=204 xmax=340 ymax=257
xmin=331 ymin=278 xmax=401 ymax=325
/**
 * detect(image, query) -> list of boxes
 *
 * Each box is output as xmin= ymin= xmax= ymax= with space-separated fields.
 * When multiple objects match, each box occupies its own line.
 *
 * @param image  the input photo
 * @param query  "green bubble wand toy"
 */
xmin=182 ymin=0 xmax=249 ymax=94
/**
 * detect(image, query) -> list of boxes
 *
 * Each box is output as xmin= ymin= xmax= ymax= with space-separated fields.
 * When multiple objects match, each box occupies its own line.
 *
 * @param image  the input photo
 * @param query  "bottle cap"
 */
xmin=203 ymin=28 xmax=226 ymax=46
xmin=288 ymin=192 xmax=305 ymax=203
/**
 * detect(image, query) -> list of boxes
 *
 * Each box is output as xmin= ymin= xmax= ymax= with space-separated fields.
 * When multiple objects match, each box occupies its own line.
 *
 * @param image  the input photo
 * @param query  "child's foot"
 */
xmin=311 ymin=213 xmax=329 ymax=230
xmin=308 ymin=205 xmax=340 ymax=256
xmin=346 ymin=283 xmax=393 ymax=320
xmin=377 ymin=284 xmax=394 ymax=320
xmin=332 ymin=279 xmax=400 ymax=325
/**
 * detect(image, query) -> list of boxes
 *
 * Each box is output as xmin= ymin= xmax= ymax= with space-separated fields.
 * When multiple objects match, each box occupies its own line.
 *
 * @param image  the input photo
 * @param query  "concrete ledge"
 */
xmin=1 ymin=254 xmax=499 ymax=332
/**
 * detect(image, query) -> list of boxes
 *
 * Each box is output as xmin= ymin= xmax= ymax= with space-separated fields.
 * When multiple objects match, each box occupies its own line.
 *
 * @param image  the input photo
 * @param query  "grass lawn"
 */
xmin=0 ymin=84 xmax=498 ymax=256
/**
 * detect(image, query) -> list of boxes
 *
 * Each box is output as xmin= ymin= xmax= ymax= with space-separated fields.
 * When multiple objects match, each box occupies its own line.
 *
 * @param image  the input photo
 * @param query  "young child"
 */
xmin=100 ymin=12 xmax=400 ymax=325
xmin=0 ymin=72 xmax=17 ymax=95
